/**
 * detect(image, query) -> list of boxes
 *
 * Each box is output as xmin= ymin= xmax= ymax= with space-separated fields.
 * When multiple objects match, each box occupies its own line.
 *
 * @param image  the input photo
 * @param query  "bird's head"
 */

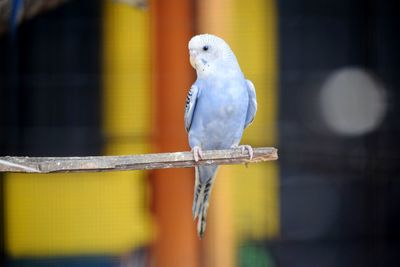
xmin=188 ymin=34 xmax=239 ymax=76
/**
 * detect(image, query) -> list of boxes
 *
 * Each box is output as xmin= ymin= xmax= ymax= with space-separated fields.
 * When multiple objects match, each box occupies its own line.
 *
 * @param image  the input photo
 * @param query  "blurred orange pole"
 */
xmin=196 ymin=0 xmax=235 ymax=266
xmin=150 ymin=1 xmax=199 ymax=267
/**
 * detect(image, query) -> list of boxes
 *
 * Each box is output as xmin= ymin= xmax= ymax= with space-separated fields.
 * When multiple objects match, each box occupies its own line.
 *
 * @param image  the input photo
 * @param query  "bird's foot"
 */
xmin=192 ymin=146 xmax=204 ymax=162
xmin=233 ymin=144 xmax=254 ymax=160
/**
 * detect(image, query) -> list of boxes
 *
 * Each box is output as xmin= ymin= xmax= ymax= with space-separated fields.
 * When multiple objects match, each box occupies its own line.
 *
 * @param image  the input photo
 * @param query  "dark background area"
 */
xmin=276 ymin=0 xmax=400 ymax=266
xmin=0 ymin=0 xmax=101 ymax=157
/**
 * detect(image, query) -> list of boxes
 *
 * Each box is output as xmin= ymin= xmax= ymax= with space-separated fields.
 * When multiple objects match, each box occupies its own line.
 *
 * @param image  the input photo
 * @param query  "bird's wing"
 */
xmin=184 ymin=85 xmax=200 ymax=132
xmin=244 ymin=79 xmax=257 ymax=129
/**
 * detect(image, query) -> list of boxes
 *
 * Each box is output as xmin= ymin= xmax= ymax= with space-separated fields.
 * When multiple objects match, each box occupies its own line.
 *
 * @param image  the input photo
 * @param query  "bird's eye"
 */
xmin=202 ymin=45 xmax=209 ymax=51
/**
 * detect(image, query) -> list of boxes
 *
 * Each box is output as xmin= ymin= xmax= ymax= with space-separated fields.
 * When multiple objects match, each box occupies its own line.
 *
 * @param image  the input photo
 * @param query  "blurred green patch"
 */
xmin=238 ymin=243 xmax=275 ymax=267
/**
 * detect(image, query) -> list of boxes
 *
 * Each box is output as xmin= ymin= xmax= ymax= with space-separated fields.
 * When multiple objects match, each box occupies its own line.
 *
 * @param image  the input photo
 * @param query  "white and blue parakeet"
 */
xmin=184 ymin=34 xmax=257 ymax=238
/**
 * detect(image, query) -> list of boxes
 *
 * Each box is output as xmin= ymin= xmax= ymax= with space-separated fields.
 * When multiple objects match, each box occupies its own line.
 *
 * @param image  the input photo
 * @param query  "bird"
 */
xmin=184 ymin=34 xmax=257 ymax=238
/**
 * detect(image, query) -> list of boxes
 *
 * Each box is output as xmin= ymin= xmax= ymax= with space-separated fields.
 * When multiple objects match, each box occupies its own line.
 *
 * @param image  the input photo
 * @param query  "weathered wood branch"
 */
xmin=0 ymin=147 xmax=278 ymax=173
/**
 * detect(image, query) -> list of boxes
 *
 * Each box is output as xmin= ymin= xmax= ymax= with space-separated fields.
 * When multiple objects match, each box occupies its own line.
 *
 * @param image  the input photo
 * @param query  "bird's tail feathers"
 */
xmin=192 ymin=165 xmax=218 ymax=238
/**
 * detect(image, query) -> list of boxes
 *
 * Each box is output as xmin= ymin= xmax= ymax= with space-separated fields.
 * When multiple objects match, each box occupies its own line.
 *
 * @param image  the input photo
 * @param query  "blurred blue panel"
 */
xmin=7 ymin=256 xmax=116 ymax=267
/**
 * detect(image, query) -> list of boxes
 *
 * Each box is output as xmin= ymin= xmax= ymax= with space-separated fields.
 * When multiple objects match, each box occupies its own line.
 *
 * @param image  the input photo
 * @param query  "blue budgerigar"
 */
xmin=184 ymin=34 xmax=257 ymax=238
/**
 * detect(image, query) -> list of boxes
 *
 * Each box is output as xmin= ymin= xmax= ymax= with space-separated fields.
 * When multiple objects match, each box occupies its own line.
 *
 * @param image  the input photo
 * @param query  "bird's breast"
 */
xmin=189 ymin=78 xmax=248 ymax=149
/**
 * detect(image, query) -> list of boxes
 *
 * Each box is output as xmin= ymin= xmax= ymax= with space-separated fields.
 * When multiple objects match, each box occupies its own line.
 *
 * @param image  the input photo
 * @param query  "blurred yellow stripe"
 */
xmin=197 ymin=1 xmax=280 ymax=266
xmin=102 ymin=2 xmax=151 ymax=141
xmin=233 ymin=0 xmax=278 ymax=146
xmin=101 ymin=0 xmax=153 ymax=249
xmin=231 ymin=0 xmax=280 ymax=240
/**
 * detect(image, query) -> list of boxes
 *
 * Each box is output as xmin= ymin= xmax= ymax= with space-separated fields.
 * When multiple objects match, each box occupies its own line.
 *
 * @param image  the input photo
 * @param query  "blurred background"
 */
xmin=0 ymin=0 xmax=399 ymax=266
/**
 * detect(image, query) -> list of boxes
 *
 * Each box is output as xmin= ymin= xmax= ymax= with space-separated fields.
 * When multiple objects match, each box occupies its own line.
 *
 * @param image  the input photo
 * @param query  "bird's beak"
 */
xmin=189 ymin=49 xmax=197 ymax=57
xmin=190 ymin=56 xmax=196 ymax=69
xmin=189 ymin=49 xmax=197 ymax=69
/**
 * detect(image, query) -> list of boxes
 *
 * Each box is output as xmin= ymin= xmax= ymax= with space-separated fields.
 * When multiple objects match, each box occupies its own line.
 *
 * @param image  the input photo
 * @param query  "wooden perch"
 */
xmin=0 ymin=147 xmax=278 ymax=173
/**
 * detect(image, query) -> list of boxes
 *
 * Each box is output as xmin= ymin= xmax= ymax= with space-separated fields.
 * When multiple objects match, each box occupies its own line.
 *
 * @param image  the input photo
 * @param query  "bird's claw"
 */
xmin=234 ymin=145 xmax=254 ymax=160
xmin=192 ymin=146 xmax=204 ymax=162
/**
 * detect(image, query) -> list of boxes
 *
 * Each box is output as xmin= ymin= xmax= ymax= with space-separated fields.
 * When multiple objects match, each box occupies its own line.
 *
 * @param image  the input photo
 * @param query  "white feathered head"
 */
xmin=188 ymin=34 xmax=240 ymax=76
